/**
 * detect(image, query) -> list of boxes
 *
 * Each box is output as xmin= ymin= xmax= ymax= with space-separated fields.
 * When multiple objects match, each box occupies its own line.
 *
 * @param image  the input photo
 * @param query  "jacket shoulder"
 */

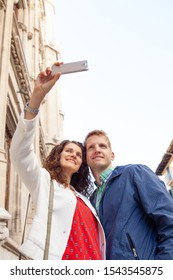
xmin=115 ymin=164 xmax=153 ymax=173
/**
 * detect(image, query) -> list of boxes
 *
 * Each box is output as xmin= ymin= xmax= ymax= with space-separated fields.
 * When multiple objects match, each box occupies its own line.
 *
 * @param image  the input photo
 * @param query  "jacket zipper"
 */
xmin=127 ymin=233 xmax=139 ymax=259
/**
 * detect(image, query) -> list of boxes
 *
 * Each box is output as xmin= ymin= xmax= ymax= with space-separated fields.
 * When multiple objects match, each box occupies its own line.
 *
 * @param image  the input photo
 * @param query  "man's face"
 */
xmin=85 ymin=135 xmax=115 ymax=173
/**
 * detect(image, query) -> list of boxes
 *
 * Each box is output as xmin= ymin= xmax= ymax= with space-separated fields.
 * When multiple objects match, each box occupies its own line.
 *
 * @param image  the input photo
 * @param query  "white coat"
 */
xmin=10 ymin=112 xmax=106 ymax=260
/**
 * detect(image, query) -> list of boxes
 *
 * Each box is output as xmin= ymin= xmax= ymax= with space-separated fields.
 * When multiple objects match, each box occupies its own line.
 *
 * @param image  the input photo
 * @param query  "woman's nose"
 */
xmin=71 ymin=152 xmax=77 ymax=158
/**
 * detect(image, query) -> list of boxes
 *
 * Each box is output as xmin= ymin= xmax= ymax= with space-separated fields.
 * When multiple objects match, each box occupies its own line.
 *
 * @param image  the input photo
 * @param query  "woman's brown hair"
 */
xmin=43 ymin=140 xmax=92 ymax=197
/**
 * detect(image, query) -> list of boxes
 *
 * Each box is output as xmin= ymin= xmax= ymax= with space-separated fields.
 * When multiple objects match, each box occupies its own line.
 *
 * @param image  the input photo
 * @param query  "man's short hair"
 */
xmin=84 ymin=130 xmax=112 ymax=149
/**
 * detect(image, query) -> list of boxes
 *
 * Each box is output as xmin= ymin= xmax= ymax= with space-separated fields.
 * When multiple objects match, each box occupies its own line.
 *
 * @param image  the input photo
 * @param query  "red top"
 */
xmin=62 ymin=197 xmax=102 ymax=260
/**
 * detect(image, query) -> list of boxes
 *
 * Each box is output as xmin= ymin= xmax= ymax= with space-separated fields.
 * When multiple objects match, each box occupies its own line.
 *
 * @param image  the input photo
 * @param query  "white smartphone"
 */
xmin=51 ymin=60 xmax=89 ymax=75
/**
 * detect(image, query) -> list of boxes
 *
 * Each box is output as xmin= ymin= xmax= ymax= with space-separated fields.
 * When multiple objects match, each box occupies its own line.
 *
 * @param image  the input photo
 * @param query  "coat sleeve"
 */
xmin=10 ymin=111 xmax=42 ymax=195
xmin=133 ymin=164 xmax=173 ymax=259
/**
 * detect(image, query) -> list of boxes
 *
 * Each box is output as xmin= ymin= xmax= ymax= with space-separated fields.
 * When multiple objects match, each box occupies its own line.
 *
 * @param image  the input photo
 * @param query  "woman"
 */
xmin=10 ymin=62 xmax=106 ymax=260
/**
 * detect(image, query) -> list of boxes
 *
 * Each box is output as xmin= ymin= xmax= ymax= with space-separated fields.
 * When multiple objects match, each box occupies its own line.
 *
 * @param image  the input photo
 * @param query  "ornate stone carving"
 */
xmin=39 ymin=126 xmax=47 ymax=163
xmin=18 ymin=22 xmax=27 ymax=32
xmin=0 ymin=0 xmax=6 ymax=10
xmin=0 ymin=208 xmax=11 ymax=245
xmin=11 ymin=37 xmax=30 ymax=100
xmin=27 ymin=32 xmax=33 ymax=40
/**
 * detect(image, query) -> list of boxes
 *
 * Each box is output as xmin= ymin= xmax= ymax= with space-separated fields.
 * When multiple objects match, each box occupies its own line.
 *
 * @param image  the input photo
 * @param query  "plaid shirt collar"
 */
xmin=95 ymin=166 xmax=115 ymax=188
xmin=94 ymin=167 xmax=115 ymax=214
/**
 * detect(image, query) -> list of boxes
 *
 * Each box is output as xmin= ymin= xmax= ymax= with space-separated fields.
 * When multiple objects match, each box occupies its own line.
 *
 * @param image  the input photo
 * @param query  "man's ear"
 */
xmin=111 ymin=152 xmax=115 ymax=161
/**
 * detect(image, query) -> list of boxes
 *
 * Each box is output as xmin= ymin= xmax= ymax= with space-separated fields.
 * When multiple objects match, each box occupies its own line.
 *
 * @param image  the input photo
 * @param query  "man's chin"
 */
xmin=91 ymin=162 xmax=108 ymax=170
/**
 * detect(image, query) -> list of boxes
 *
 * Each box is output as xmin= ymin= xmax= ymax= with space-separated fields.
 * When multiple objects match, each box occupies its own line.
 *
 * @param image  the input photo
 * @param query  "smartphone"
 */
xmin=51 ymin=60 xmax=89 ymax=75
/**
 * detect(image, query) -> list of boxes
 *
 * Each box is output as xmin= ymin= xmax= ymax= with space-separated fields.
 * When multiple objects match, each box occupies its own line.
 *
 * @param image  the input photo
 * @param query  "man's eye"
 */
xmin=88 ymin=146 xmax=94 ymax=150
xmin=100 ymin=145 xmax=107 ymax=149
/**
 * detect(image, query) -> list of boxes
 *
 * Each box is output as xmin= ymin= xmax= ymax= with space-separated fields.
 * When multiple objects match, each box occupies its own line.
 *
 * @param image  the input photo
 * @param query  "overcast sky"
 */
xmin=53 ymin=0 xmax=173 ymax=173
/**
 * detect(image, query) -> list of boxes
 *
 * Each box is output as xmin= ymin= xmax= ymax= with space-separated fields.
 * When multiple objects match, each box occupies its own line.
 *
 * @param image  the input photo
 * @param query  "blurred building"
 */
xmin=0 ymin=0 xmax=63 ymax=259
xmin=156 ymin=140 xmax=173 ymax=196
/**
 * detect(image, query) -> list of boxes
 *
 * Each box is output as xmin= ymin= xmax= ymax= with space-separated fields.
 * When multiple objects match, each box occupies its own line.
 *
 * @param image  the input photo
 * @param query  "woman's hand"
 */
xmin=25 ymin=62 xmax=62 ymax=119
xmin=34 ymin=62 xmax=62 ymax=98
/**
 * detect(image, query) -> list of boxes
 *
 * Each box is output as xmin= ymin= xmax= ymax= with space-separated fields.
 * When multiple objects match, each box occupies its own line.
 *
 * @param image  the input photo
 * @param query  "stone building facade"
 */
xmin=0 ymin=0 xmax=63 ymax=259
xmin=156 ymin=140 xmax=173 ymax=196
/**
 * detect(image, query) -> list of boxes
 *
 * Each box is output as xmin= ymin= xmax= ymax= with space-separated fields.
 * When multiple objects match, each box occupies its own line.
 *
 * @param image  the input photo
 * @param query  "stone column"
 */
xmin=0 ymin=0 xmax=15 ymax=207
xmin=44 ymin=0 xmax=64 ymax=151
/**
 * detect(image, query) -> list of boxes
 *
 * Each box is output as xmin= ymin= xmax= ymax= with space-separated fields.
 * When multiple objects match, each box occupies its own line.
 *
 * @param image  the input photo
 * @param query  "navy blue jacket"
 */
xmin=90 ymin=164 xmax=173 ymax=259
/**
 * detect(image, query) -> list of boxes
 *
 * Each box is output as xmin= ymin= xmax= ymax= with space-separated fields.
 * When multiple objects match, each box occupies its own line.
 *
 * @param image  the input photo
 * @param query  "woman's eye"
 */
xmin=65 ymin=149 xmax=73 ymax=154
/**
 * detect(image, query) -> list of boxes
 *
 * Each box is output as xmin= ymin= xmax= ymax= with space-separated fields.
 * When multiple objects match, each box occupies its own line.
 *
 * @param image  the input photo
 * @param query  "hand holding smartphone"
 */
xmin=51 ymin=60 xmax=89 ymax=75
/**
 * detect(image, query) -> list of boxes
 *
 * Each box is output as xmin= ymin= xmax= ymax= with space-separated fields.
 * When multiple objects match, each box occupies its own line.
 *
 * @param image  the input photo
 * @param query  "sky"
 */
xmin=53 ymin=0 xmax=173 ymax=173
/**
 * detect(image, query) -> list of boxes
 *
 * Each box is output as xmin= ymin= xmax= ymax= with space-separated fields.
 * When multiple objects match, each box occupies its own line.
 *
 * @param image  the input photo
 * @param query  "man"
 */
xmin=84 ymin=130 xmax=173 ymax=260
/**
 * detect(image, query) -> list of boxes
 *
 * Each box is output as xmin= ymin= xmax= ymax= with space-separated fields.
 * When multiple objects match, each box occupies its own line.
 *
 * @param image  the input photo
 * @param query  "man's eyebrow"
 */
xmin=87 ymin=144 xmax=94 ymax=148
xmin=99 ymin=143 xmax=108 ymax=146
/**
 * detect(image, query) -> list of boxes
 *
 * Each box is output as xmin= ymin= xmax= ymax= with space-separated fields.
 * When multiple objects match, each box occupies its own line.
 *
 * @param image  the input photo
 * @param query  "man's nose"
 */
xmin=94 ymin=145 xmax=101 ymax=152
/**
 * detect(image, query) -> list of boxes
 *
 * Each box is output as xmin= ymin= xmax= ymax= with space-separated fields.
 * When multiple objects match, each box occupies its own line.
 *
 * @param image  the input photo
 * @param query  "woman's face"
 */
xmin=59 ymin=143 xmax=83 ymax=175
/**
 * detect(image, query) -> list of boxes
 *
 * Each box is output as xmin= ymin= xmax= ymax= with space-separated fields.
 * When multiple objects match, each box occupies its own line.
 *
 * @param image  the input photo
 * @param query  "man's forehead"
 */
xmin=86 ymin=135 xmax=109 ymax=145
